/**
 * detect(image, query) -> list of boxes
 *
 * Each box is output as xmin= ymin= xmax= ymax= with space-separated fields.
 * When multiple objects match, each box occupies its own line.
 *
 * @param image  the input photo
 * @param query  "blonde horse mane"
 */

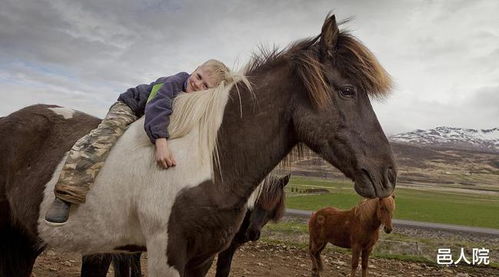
xmin=354 ymin=197 xmax=394 ymax=224
xmin=166 ymin=70 xmax=251 ymax=175
xmin=354 ymin=199 xmax=377 ymax=224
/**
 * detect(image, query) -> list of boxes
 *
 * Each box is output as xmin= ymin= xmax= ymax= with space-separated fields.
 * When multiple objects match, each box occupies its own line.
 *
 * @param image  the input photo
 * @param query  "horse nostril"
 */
xmin=386 ymin=167 xmax=396 ymax=185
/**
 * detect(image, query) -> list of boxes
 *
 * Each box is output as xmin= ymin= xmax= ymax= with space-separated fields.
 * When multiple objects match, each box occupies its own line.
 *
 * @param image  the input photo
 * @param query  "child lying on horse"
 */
xmin=45 ymin=59 xmax=232 ymax=225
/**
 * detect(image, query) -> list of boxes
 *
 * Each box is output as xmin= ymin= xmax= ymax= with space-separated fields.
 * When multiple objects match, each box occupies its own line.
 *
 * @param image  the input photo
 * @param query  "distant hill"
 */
xmin=389 ymin=142 xmax=499 ymax=190
xmin=283 ymin=140 xmax=499 ymax=193
xmin=390 ymin=127 xmax=499 ymax=153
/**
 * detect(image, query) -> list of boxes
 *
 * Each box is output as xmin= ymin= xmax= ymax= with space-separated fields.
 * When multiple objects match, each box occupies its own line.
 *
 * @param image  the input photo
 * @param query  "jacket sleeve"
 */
xmin=144 ymin=81 xmax=182 ymax=144
xmin=117 ymin=83 xmax=154 ymax=116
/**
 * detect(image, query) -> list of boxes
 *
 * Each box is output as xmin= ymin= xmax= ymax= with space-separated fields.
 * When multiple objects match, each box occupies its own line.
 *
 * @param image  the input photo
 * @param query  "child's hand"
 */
xmin=155 ymin=138 xmax=176 ymax=169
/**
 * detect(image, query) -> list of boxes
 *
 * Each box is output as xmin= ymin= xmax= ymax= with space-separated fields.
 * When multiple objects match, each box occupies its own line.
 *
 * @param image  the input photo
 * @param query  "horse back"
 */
xmin=0 ymin=104 xmax=100 ymax=237
xmin=309 ymin=207 xmax=354 ymax=248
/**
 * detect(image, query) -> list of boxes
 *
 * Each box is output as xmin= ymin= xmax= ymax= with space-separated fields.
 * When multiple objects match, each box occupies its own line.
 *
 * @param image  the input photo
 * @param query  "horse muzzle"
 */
xmin=246 ymin=229 xmax=261 ymax=241
xmin=384 ymin=226 xmax=392 ymax=234
xmin=355 ymin=167 xmax=396 ymax=198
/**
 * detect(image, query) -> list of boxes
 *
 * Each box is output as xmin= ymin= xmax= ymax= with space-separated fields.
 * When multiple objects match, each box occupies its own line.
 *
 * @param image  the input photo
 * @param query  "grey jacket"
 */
xmin=117 ymin=72 xmax=189 ymax=143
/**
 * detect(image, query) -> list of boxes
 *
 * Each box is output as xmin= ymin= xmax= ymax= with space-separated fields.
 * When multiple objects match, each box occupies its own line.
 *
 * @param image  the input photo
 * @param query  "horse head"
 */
xmin=377 ymin=194 xmax=396 ymax=233
xmin=290 ymin=14 xmax=396 ymax=198
xmin=245 ymin=174 xmax=290 ymax=241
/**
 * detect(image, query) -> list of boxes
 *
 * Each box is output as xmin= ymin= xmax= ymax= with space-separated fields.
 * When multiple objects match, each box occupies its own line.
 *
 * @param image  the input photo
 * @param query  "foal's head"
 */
xmin=376 ymin=195 xmax=396 ymax=233
xmin=246 ymin=174 xmax=290 ymax=241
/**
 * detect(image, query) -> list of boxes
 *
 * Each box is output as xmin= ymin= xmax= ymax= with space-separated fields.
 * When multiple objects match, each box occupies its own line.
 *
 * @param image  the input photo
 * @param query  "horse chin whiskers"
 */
xmin=354 ymin=169 xmax=377 ymax=198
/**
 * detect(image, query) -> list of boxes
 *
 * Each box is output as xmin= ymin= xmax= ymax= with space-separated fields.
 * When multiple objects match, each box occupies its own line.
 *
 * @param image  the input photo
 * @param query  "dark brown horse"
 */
xmin=308 ymin=196 xmax=396 ymax=277
xmin=0 ymin=14 xmax=396 ymax=276
xmin=215 ymin=174 xmax=289 ymax=277
xmin=81 ymin=174 xmax=290 ymax=277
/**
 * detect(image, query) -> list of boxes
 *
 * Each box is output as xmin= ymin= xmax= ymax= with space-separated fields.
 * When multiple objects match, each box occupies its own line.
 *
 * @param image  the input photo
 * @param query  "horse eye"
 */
xmin=339 ymin=86 xmax=356 ymax=98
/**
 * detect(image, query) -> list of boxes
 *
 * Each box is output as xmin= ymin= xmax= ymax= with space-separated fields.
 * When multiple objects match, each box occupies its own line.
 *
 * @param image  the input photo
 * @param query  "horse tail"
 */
xmin=309 ymin=211 xmax=327 ymax=239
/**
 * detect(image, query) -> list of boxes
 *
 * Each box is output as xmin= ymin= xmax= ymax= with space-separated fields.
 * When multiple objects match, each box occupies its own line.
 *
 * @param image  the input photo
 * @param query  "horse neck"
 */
xmin=214 ymin=62 xmax=297 ymax=208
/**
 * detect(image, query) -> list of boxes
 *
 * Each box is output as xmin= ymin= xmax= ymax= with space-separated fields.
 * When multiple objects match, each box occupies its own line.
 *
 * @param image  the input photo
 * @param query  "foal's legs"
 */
xmin=81 ymin=254 xmax=112 ymax=277
xmin=350 ymin=244 xmax=362 ymax=277
xmin=309 ymin=238 xmax=327 ymax=277
xmin=361 ymin=246 xmax=373 ymax=277
xmin=215 ymin=242 xmax=241 ymax=277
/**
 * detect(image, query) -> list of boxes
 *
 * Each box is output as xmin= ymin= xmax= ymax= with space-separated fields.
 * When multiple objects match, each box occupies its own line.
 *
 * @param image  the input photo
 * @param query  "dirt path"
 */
xmin=32 ymin=241 xmax=497 ymax=277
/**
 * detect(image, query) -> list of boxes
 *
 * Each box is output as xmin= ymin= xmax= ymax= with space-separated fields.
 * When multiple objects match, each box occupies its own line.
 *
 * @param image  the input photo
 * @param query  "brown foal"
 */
xmin=308 ymin=196 xmax=395 ymax=277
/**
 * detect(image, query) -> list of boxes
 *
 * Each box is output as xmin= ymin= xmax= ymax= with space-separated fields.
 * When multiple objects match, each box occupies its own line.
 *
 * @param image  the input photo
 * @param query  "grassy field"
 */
xmin=261 ymin=218 xmax=499 ymax=269
xmin=285 ymin=176 xmax=499 ymax=229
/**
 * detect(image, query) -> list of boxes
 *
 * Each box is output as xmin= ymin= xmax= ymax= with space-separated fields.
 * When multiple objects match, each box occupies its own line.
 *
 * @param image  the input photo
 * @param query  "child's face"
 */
xmin=186 ymin=66 xmax=219 ymax=93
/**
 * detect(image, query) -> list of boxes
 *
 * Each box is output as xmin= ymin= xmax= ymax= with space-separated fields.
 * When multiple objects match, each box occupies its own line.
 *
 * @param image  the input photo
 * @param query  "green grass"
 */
xmin=264 ymin=220 xmax=309 ymax=233
xmin=286 ymin=176 xmax=499 ymax=229
xmin=371 ymin=253 xmax=432 ymax=264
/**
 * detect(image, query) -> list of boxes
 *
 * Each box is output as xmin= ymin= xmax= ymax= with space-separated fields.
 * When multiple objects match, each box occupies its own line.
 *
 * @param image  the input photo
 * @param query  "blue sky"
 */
xmin=1 ymin=0 xmax=498 ymax=134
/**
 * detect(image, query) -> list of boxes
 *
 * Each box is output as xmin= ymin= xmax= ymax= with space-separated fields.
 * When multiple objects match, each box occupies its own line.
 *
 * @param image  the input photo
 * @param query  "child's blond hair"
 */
xmin=200 ymin=59 xmax=233 ymax=86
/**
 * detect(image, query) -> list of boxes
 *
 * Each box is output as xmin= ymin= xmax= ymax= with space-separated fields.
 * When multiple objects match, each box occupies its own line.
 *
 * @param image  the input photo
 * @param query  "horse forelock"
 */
xmin=335 ymin=32 xmax=392 ymax=99
xmin=381 ymin=196 xmax=396 ymax=212
xmin=355 ymin=196 xmax=395 ymax=225
xmin=243 ymin=28 xmax=391 ymax=110
xmin=295 ymin=31 xmax=392 ymax=107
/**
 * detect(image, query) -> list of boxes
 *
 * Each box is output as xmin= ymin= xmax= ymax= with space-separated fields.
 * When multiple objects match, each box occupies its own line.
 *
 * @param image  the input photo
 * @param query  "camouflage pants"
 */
xmin=54 ymin=101 xmax=138 ymax=204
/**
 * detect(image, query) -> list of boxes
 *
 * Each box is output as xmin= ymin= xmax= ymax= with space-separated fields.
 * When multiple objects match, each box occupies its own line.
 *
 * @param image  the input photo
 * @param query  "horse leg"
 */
xmin=0 ymin=225 xmax=42 ymax=277
xmin=147 ymin=234 xmax=185 ymax=277
xmin=111 ymin=253 xmax=142 ymax=277
xmin=112 ymin=254 xmax=132 ymax=277
xmin=350 ymin=245 xmax=361 ymax=277
xmin=309 ymin=238 xmax=327 ymax=277
xmin=81 ymin=254 xmax=112 ymax=277
xmin=215 ymin=242 xmax=241 ymax=277
xmin=361 ymin=246 xmax=373 ymax=277
xmin=130 ymin=253 xmax=142 ymax=277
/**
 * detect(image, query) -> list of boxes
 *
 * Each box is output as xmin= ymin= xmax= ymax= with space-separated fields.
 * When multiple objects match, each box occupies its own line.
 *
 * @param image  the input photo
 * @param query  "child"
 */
xmin=45 ymin=59 xmax=231 ymax=225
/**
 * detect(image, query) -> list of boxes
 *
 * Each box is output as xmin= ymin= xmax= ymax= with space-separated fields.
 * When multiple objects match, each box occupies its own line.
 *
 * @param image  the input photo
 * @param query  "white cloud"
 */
xmin=1 ymin=0 xmax=498 ymax=133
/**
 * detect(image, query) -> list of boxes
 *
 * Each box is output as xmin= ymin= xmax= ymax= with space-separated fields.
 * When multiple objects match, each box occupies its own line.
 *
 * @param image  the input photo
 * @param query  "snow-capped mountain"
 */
xmin=390 ymin=127 xmax=499 ymax=153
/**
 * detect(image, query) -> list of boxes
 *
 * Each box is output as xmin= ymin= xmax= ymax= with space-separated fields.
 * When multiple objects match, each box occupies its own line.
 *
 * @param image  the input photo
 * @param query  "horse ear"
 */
xmin=280 ymin=174 xmax=291 ymax=187
xmin=392 ymin=193 xmax=396 ymax=199
xmin=320 ymin=14 xmax=339 ymax=57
